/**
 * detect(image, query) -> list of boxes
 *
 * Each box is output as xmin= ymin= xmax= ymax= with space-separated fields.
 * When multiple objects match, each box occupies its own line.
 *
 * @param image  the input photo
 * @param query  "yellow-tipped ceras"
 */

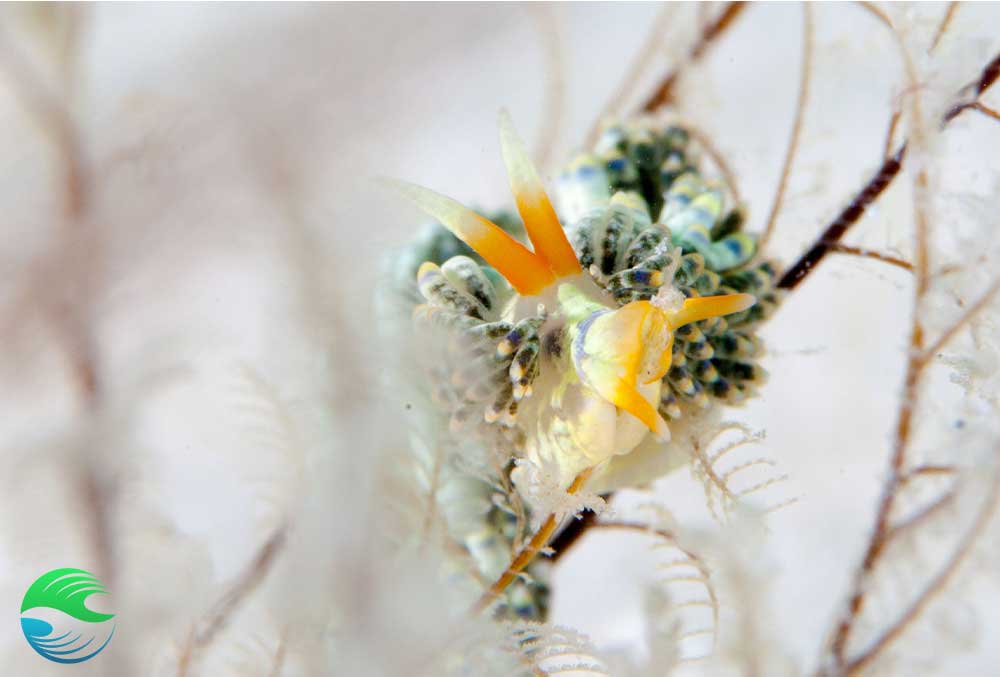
xmin=392 ymin=111 xmax=755 ymax=488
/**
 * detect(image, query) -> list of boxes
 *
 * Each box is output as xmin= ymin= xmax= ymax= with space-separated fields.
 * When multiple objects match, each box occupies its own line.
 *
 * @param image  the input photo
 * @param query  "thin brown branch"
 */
xmin=825 ymin=242 xmax=913 ymax=272
xmin=825 ymin=349 xmax=924 ymax=665
xmin=848 ymin=1 xmax=929 ymax=286
xmin=176 ymin=626 xmax=196 ymax=677
xmin=195 ymin=525 xmax=288 ymax=648
xmin=42 ymin=29 xmax=114 ymax=632
xmin=901 ymin=464 xmax=957 ymax=483
xmin=696 ymin=2 xmax=711 ymax=33
xmin=77 ymin=464 xmax=116 ymax=587
xmin=824 ymin=14 xmax=934 ymax=667
xmin=686 ymin=123 xmax=743 ymax=205
xmin=778 ymin=145 xmax=905 ymax=290
xmin=884 ymin=487 xmax=958 ymax=544
xmin=0 ymin=20 xmax=99 ymax=404
xmin=44 ymin=306 xmax=100 ymax=404
xmin=856 ymin=1 xmax=893 ymax=30
xmin=0 ymin=26 xmax=87 ymax=220
xmin=759 ymin=3 xmax=813 ymax=251
xmin=270 ymin=627 xmax=289 ymax=677
xmin=779 ymin=45 xmax=1000 ymax=291
xmin=882 ymin=109 xmax=901 ymax=159
xmin=845 ymin=462 xmax=1000 ymax=674
xmin=909 ymin=146 xmax=931 ymax=302
xmin=472 ymin=467 xmax=595 ymax=614
xmin=585 ymin=3 xmax=676 ymax=146
xmin=922 ymin=274 xmax=1000 ymax=361
xmin=640 ymin=2 xmax=747 ymax=112
xmin=929 ymin=2 xmax=960 ymax=54
xmin=944 ymin=52 xmax=1000 ymax=122
xmin=969 ymin=101 xmax=1000 ymax=123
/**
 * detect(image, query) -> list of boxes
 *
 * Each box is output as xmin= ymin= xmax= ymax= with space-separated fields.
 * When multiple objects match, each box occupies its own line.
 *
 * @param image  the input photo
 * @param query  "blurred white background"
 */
xmin=0 ymin=2 xmax=998 ymax=675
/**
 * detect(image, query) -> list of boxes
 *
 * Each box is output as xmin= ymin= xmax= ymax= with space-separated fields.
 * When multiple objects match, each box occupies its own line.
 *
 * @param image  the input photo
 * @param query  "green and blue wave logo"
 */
xmin=20 ymin=568 xmax=115 ymax=664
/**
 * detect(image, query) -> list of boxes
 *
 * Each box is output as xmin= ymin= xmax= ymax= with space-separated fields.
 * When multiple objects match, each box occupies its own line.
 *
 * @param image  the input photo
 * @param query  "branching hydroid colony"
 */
xmin=2 ymin=3 xmax=1000 ymax=676
xmin=384 ymin=3 xmax=1000 ymax=674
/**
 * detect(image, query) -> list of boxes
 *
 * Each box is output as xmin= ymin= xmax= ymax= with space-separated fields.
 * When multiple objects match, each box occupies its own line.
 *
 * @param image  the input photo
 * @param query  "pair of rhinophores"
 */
xmin=384 ymin=107 xmax=781 ymax=618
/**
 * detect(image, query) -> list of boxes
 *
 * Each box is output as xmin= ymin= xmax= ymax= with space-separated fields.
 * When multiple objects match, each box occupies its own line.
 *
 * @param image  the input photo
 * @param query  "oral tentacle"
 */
xmin=662 ymin=293 xmax=756 ymax=329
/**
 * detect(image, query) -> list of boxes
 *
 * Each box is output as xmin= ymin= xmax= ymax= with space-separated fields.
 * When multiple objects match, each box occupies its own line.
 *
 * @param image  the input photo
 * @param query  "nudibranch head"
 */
xmin=568 ymin=290 xmax=755 ymax=443
xmin=394 ymin=113 xmax=762 ymax=488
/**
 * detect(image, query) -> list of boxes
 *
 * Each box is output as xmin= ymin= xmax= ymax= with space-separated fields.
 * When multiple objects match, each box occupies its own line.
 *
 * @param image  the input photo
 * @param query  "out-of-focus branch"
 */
xmin=686 ymin=123 xmax=743 ymax=205
xmin=585 ymin=2 xmax=676 ymax=146
xmin=884 ymin=488 xmax=957 ymax=543
xmin=922 ymin=275 xmax=1000 ymax=361
xmin=929 ymin=2 xmax=960 ymax=54
xmin=176 ymin=627 xmax=196 ymax=677
xmin=0 ymin=22 xmax=87 ymax=221
xmin=0 ymin=17 xmax=121 ymax=640
xmin=270 ymin=627 xmax=289 ymax=677
xmin=195 ymin=525 xmax=289 ymax=649
xmin=78 ymin=465 xmax=117 ymax=592
xmin=845 ymin=460 xmax=1000 ymax=674
xmin=0 ymin=15 xmax=99 ymax=405
xmin=529 ymin=3 xmax=566 ymax=172
xmin=639 ymin=2 xmax=747 ymax=113
xmin=759 ymin=3 xmax=813 ymax=251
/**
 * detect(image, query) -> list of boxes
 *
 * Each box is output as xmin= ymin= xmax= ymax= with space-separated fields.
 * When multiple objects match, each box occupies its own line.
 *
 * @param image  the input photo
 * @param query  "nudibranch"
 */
xmin=393 ymin=112 xmax=764 ymax=491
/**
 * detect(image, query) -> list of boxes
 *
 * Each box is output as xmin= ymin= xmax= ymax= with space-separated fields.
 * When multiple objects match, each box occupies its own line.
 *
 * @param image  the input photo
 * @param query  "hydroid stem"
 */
xmin=471 ymin=467 xmax=595 ymax=615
